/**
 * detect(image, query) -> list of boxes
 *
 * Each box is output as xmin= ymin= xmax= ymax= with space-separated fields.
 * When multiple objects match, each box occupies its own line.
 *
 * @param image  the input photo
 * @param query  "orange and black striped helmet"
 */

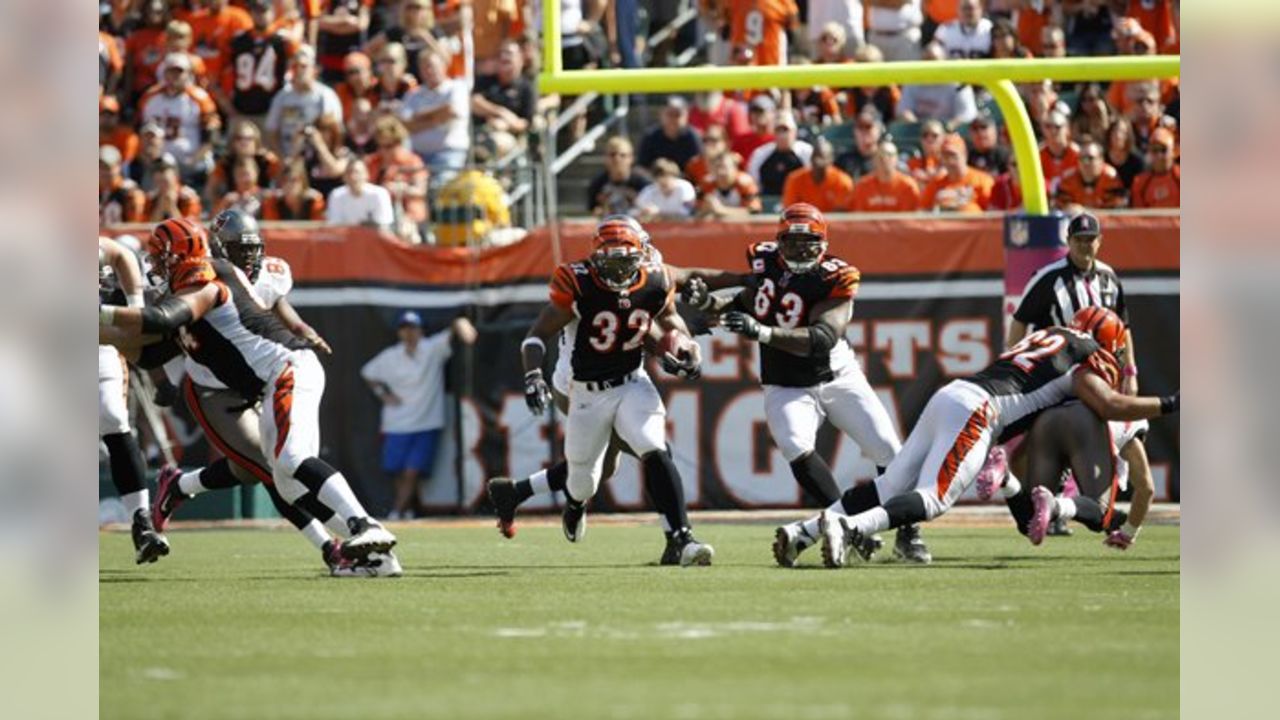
xmin=777 ymin=202 xmax=828 ymax=271
xmin=146 ymin=218 xmax=210 ymax=275
xmin=591 ymin=217 xmax=646 ymax=290
xmin=1071 ymin=306 xmax=1126 ymax=355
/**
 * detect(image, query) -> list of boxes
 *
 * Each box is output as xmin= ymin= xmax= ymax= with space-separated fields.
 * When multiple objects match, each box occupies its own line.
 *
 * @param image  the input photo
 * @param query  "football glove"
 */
xmin=722 ymin=311 xmax=762 ymax=340
xmin=680 ymin=275 xmax=713 ymax=311
xmin=660 ymin=351 xmax=702 ymax=380
xmin=524 ymin=369 xmax=552 ymax=416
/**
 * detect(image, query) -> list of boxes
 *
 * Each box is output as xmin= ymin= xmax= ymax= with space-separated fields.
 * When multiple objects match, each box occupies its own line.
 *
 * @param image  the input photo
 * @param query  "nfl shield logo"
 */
xmin=619 ymin=297 xmax=631 ymax=309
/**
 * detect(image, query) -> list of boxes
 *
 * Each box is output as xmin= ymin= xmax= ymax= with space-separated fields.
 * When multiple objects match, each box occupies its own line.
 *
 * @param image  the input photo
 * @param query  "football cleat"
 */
xmin=151 ymin=465 xmax=187 ymax=533
xmin=772 ymin=523 xmax=812 ymax=568
xmin=975 ymin=446 xmax=1007 ymax=502
xmin=486 ymin=476 xmax=520 ymax=539
xmin=893 ymin=524 xmax=932 ymax=564
xmin=332 ymin=550 xmax=404 ymax=578
xmin=1027 ymin=486 xmax=1055 ymax=546
xmin=322 ymin=539 xmax=347 ymax=573
xmin=660 ymin=529 xmax=713 ymax=567
xmin=1047 ymin=516 xmax=1073 ymax=537
xmin=818 ymin=510 xmax=848 ymax=568
xmin=131 ymin=510 xmax=170 ymax=565
xmin=1103 ymin=529 xmax=1135 ymax=551
xmin=562 ymin=499 xmax=587 ymax=543
xmin=343 ymin=517 xmax=397 ymax=560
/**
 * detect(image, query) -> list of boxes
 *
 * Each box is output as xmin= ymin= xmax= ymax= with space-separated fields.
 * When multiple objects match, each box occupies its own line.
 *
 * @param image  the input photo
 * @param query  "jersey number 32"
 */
xmin=589 ymin=309 xmax=651 ymax=352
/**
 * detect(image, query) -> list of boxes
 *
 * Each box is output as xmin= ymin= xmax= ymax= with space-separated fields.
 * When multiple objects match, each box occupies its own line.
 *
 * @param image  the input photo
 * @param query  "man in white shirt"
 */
xmin=632 ymin=158 xmax=697 ymax=220
xmin=867 ymin=0 xmax=923 ymax=62
xmin=326 ymin=159 xmax=395 ymax=231
xmin=807 ymin=0 xmax=865 ymax=57
xmin=934 ymin=0 xmax=992 ymax=59
xmin=897 ymin=42 xmax=979 ymax=125
xmin=361 ymin=311 xmax=478 ymax=519
xmin=400 ymin=48 xmax=471 ymax=181
xmin=264 ymin=46 xmax=344 ymax=159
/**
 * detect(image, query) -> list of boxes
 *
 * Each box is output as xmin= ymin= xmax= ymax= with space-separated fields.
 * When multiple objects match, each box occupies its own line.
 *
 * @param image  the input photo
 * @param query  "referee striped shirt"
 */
xmin=1013 ymin=257 xmax=1129 ymax=331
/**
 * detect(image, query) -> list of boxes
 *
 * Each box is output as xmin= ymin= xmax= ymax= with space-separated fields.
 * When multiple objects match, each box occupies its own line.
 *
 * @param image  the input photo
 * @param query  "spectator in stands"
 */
xmin=261 ymin=159 xmax=327 ymax=220
xmin=989 ymin=156 xmax=1023 ymax=211
xmin=843 ymin=44 xmax=900 ymax=122
xmin=470 ymin=0 xmax=522 ymax=80
xmin=99 ymin=146 xmax=146 ymax=226
xmin=782 ymin=138 xmax=854 ymax=212
xmin=1040 ymin=24 xmax=1067 ymax=58
xmin=1131 ymin=127 xmax=1179 ymax=208
xmin=1128 ymin=84 xmax=1178 ymax=152
xmin=897 ymin=42 xmax=978 ymax=125
xmin=364 ymin=115 xmax=430 ymax=231
xmin=1022 ymin=80 xmax=1064 ymax=135
xmin=372 ymin=42 xmax=420 ymax=109
xmin=213 ymin=157 xmax=266 ymax=216
xmin=921 ymin=134 xmax=993 ymax=213
xmin=1071 ymin=83 xmax=1112 ymax=145
xmin=633 ymin=159 xmax=698 ymax=221
xmin=335 ymin=51 xmax=378 ymax=121
xmin=182 ymin=0 xmax=252 ymax=83
xmin=690 ymin=86 xmax=752 ymax=145
xmin=139 ymin=53 xmax=221 ymax=184
xmin=587 ymin=136 xmax=652 ymax=216
xmin=749 ymin=114 xmax=813 ymax=198
xmin=1013 ymin=0 xmax=1051 ymax=55
xmin=697 ymin=152 xmax=762 ymax=218
xmin=834 ymin=106 xmax=885 ymax=181
xmin=345 ymin=98 xmax=379 ymax=155
xmin=99 ymin=96 xmax=139 ymax=169
xmin=791 ymin=68 xmax=844 ymax=127
xmin=850 ymin=139 xmax=921 ymax=212
xmin=162 ymin=20 xmax=209 ymax=87
xmin=934 ymin=0 xmax=992 ymax=59
xmin=732 ymin=95 xmax=778 ymax=162
xmin=101 ymin=30 xmax=125 ymax=97
xmin=314 ymin=0 xmax=372 ymax=84
xmin=867 ymin=0 xmax=924 ymax=62
xmin=401 ymin=48 xmax=470 ymax=181
xmin=124 ymin=0 xmax=171 ymax=105
xmin=966 ymin=112 xmax=1009 ymax=175
xmin=101 ymin=0 xmax=139 ymax=39
xmin=722 ymin=0 xmax=798 ymax=67
xmin=1064 ymin=0 xmax=1116 ymax=56
xmin=265 ymin=46 xmax=344 ymax=160
xmin=364 ymin=1 xmax=436 ymax=85
xmin=222 ymin=1 xmax=297 ymax=123
xmin=808 ymin=6 xmax=864 ymax=58
xmin=1104 ymin=116 xmax=1147 ymax=191
xmin=144 ymin=153 xmax=204 ymax=221
xmin=1108 ymin=32 xmax=1178 ymax=116
xmin=208 ymin=119 xmax=281 ymax=204
xmin=472 ymin=40 xmax=536 ymax=159
xmin=1125 ymin=0 xmax=1178 ymax=53
xmin=638 ymin=97 xmax=703 ymax=171
xmin=128 ymin=122 xmax=168 ymax=192
xmin=1052 ymin=141 xmax=1127 ymax=210
xmin=908 ymin=118 xmax=946 ymax=185
xmin=326 ymin=158 xmax=396 ymax=231
xmin=989 ymin=17 xmax=1032 ymax=60
xmin=1039 ymin=110 xmax=1080 ymax=187
xmin=685 ymin=125 xmax=740 ymax=188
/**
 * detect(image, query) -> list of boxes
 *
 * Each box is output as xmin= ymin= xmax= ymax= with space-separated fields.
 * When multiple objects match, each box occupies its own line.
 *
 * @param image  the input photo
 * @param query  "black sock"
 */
xmin=293 ymin=457 xmax=337 ymax=494
xmin=294 ymin=492 xmax=334 ymax=523
xmin=263 ymin=481 xmax=316 ymax=531
xmin=642 ymin=450 xmax=690 ymax=534
xmin=883 ymin=492 xmax=928 ymax=530
xmin=102 ymin=431 xmax=145 ymax=497
xmin=198 ymin=459 xmax=242 ymax=491
xmin=1006 ymin=488 xmax=1034 ymax=536
xmin=840 ymin=482 xmax=881 ymax=516
xmin=789 ymin=452 xmax=842 ymax=505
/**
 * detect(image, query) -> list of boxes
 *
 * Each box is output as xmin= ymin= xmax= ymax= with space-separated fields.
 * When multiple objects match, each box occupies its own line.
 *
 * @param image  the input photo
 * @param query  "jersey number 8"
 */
xmin=589 ymin=309 xmax=651 ymax=353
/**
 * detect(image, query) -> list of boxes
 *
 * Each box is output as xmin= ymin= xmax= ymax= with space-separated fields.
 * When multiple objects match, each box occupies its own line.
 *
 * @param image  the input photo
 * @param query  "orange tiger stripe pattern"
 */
xmin=272 ymin=365 xmax=295 ymax=458
xmin=937 ymin=401 xmax=993 ymax=500
xmin=549 ymin=264 xmax=580 ymax=309
xmin=828 ymin=266 xmax=861 ymax=299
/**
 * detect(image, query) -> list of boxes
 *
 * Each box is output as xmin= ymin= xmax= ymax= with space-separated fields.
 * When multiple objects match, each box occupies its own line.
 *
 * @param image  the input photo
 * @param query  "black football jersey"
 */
xmin=549 ymin=259 xmax=674 ymax=383
xmin=741 ymin=242 xmax=860 ymax=388
xmin=227 ymin=31 xmax=292 ymax=116
xmin=968 ymin=326 xmax=1121 ymax=441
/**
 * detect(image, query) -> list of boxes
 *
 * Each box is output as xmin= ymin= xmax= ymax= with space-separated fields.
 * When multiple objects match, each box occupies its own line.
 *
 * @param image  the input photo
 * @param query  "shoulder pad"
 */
xmin=171 ymin=260 xmax=215 ymax=292
xmin=747 ymin=241 xmax=778 ymax=273
xmin=1076 ymin=348 xmax=1122 ymax=391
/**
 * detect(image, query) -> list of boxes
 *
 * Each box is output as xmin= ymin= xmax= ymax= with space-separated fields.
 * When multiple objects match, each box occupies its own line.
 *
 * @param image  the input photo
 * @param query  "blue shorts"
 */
xmin=382 ymin=430 xmax=441 ymax=475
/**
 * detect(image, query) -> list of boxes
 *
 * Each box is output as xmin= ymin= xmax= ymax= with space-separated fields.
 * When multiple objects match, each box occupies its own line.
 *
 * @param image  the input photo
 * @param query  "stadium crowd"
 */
xmin=99 ymin=1 xmax=1181 ymax=243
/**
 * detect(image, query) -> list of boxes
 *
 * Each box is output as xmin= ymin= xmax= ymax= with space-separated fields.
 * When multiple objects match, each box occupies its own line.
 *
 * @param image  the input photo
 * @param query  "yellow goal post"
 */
xmin=536 ymin=4 xmax=1179 ymax=215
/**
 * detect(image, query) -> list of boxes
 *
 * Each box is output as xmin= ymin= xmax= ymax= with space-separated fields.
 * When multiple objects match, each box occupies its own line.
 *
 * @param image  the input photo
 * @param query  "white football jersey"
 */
xmin=935 ymin=19 xmax=993 ymax=60
xmin=253 ymin=256 xmax=293 ymax=309
xmin=138 ymin=86 xmax=216 ymax=164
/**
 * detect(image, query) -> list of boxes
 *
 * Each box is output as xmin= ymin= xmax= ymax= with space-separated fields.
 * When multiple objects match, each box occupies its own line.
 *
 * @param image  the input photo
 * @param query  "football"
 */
xmin=657 ymin=328 xmax=690 ymax=358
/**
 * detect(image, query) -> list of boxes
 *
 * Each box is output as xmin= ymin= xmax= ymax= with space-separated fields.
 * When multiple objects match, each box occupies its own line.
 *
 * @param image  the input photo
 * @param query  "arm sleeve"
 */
xmin=548 ymin=265 xmax=579 ymax=309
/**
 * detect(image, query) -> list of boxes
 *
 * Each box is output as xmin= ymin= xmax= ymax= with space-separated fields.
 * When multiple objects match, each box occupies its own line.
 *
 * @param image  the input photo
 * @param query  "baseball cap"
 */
xmin=969 ymin=111 xmax=994 ymax=128
xmin=99 ymin=145 xmax=123 ymax=167
xmin=162 ymin=52 xmax=192 ymax=73
xmin=140 ymin=120 xmax=164 ymax=137
xmin=1044 ymin=110 xmax=1069 ymax=128
xmin=664 ymin=96 xmax=688 ymax=112
xmin=775 ymin=112 xmax=797 ymax=130
xmin=748 ymin=95 xmax=776 ymax=113
xmin=99 ymin=95 xmax=120 ymax=114
xmin=1067 ymin=211 xmax=1101 ymax=238
xmin=397 ymin=310 xmax=423 ymax=328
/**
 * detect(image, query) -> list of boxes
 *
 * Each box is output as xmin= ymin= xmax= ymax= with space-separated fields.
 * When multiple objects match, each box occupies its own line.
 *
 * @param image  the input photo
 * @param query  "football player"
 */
xmin=145 ymin=210 xmax=396 ymax=576
xmin=487 ymin=217 xmax=743 ymax=565
xmin=98 ymin=236 xmax=170 ymax=565
xmin=99 ymin=218 xmax=396 ymax=563
xmin=512 ymin=217 xmax=714 ymax=565
xmin=814 ymin=306 xmax=1178 ymax=567
xmin=681 ymin=203 xmax=921 ymax=565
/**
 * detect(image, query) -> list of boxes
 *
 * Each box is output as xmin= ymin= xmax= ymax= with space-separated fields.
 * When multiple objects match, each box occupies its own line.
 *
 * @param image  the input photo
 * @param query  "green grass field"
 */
xmin=101 ymin=522 xmax=1179 ymax=720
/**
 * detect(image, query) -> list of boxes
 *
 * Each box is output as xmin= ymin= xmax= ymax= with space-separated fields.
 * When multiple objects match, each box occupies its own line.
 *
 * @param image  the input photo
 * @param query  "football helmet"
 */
xmin=211 ymin=209 xmax=265 ymax=281
xmin=591 ymin=217 xmax=646 ymax=291
xmin=146 ymin=218 xmax=210 ymax=279
xmin=776 ymin=202 xmax=828 ymax=272
xmin=1071 ymin=306 xmax=1126 ymax=356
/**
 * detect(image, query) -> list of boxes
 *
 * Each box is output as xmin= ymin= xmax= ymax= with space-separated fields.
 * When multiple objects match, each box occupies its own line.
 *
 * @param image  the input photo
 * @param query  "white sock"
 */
xmin=317 ymin=474 xmax=368 ymax=522
xmin=121 ymin=489 xmax=149 ymax=517
xmin=324 ymin=515 xmax=349 ymax=538
xmin=299 ymin=521 xmax=330 ymax=550
xmin=1056 ymin=497 xmax=1077 ymax=521
xmin=800 ymin=516 xmax=822 ymax=540
xmin=528 ymin=469 xmax=550 ymax=496
xmin=999 ymin=472 xmax=1023 ymax=499
xmin=178 ymin=469 xmax=207 ymax=497
xmin=851 ymin=507 xmax=892 ymax=537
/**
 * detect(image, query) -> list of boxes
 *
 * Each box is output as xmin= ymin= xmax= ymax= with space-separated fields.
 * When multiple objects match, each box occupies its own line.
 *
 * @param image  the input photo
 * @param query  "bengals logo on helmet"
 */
xmin=147 ymin=218 xmax=210 ymax=271
xmin=1071 ymin=306 xmax=1126 ymax=355
xmin=776 ymin=202 xmax=827 ymax=241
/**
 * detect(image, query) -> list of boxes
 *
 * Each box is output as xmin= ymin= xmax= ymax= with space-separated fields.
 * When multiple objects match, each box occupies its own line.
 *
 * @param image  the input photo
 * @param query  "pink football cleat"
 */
xmin=151 ymin=465 xmax=185 ymax=533
xmin=1104 ymin=529 xmax=1135 ymax=551
xmin=1027 ymin=486 xmax=1055 ymax=546
xmin=975 ymin=445 xmax=1008 ymax=502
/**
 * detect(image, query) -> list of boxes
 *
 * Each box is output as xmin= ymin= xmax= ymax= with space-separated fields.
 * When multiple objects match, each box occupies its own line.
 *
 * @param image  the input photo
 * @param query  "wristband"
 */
xmin=126 ymin=293 xmax=145 ymax=309
xmin=1122 ymin=365 xmax=1138 ymax=378
xmin=1119 ymin=522 xmax=1141 ymax=539
xmin=757 ymin=326 xmax=773 ymax=344
xmin=1159 ymin=394 xmax=1178 ymax=415
xmin=525 ymin=368 xmax=543 ymax=379
xmin=520 ymin=337 xmax=546 ymax=353
xmin=99 ymin=305 xmax=117 ymax=325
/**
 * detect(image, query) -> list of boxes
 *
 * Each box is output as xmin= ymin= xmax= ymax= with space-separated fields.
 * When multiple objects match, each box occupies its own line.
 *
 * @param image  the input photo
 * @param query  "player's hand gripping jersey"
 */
xmin=743 ymin=240 xmax=859 ymax=387
xmin=549 ymin=255 xmax=675 ymax=384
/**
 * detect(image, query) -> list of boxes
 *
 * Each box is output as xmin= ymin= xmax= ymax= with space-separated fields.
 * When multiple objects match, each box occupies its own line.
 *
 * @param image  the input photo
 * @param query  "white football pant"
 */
xmin=763 ymin=363 xmax=901 ymax=467
xmin=564 ymin=371 xmax=667 ymax=503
